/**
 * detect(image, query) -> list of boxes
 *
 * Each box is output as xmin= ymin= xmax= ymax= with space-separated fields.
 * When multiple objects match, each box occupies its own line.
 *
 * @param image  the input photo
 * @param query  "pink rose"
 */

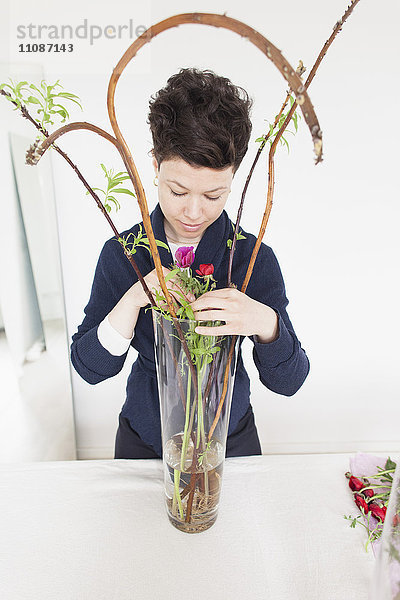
xmin=175 ymin=246 xmax=195 ymax=268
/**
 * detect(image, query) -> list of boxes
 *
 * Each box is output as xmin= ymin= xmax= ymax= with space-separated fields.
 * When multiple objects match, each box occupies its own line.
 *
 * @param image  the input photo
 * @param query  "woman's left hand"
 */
xmin=189 ymin=288 xmax=279 ymax=343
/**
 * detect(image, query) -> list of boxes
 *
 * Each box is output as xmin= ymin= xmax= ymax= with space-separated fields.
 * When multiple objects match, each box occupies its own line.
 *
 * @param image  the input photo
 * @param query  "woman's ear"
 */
xmin=151 ymin=153 xmax=159 ymax=175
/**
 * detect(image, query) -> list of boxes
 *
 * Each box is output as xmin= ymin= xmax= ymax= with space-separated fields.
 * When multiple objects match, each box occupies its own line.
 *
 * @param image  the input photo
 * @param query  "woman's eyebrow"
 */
xmin=166 ymin=179 xmax=228 ymax=193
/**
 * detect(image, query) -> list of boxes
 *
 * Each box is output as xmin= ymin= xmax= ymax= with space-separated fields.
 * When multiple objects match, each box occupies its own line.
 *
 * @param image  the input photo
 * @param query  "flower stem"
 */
xmin=364 ymin=469 xmax=395 ymax=478
xmin=174 ymin=469 xmax=184 ymax=520
xmin=196 ymin=361 xmax=206 ymax=451
xmin=180 ymin=369 xmax=192 ymax=471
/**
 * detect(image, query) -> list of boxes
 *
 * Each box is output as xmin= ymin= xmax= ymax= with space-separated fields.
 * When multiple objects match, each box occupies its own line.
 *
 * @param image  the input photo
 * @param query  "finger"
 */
xmin=197 ymin=288 xmax=236 ymax=299
xmin=195 ymin=324 xmax=231 ymax=336
xmin=191 ymin=297 xmax=230 ymax=312
xmin=193 ymin=309 xmax=226 ymax=321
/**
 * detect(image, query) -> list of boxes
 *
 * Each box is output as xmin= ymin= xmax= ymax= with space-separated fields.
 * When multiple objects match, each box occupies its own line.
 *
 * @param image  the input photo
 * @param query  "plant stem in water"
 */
xmin=180 ymin=369 xmax=192 ymax=470
xmin=174 ymin=469 xmax=184 ymax=519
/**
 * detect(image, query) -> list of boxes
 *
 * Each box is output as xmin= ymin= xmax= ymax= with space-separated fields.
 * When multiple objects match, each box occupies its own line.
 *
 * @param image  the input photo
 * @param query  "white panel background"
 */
xmin=1 ymin=0 xmax=399 ymax=458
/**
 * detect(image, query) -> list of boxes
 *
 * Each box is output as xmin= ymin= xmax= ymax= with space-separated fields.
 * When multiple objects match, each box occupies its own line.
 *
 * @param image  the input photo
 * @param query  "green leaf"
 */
xmin=15 ymin=81 xmax=28 ymax=93
xmin=112 ymin=187 xmax=135 ymax=196
xmin=185 ymin=305 xmax=195 ymax=320
xmin=156 ymin=240 xmax=170 ymax=250
xmin=107 ymin=195 xmax=121 ymax=210
xmin=111 ymin=173 xmax=130 ymax=181
xmin=385 ymin=457 xmax=397 ymax=471
xmin=54 ymin=91 xmax=83 ymax=109
xmin=26 ymin=95 xmax=41 ymax=105
xmin=86 ymin=187 xmax=104 ymax=196
xmin=29 ymin=83 xmax=46 ymax=99
xmin=108 ymin=177 xmax=132 ymax=188
xmin=281 ymin=136 xmax=290 ymax=153
xmin=50 ymin=102 xmax=69 ymax=117
xmin=56 ymin=91 xmax=80 ymax=99
xmin=50 ymin=108 xmax=68 ymax=121
xmin=164 ymin=268 xmax=180 ymax=283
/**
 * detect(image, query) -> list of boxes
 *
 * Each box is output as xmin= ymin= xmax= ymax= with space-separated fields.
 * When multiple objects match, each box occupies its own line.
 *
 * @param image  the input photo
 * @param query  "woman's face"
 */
xmin=153 ymin=156 xmax=234 ymax=243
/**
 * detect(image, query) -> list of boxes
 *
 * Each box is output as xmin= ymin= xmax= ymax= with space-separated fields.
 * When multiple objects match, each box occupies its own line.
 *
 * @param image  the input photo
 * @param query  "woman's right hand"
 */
xmin=129 ymin=266 xmax=195 ymax=309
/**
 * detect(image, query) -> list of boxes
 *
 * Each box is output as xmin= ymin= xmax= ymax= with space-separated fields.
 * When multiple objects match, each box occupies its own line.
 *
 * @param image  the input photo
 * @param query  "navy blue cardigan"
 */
xmin=71 ymin=203 xmax=309 ymax=455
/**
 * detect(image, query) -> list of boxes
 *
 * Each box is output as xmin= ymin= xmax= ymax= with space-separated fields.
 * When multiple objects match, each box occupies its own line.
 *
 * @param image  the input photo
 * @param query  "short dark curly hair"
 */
xmin=148 ymin=68 xmax=253 ymax=173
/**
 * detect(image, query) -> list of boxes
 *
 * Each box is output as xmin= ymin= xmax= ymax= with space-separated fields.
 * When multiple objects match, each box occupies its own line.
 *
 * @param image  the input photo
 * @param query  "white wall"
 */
xmin=0 ymin=132 xmax=44 ymax=369
xmin=2 ymin=0 xmax=399 ymax=458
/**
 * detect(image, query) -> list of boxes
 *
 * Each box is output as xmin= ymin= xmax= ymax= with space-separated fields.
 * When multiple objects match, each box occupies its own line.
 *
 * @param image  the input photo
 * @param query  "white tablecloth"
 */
xmin=0 ymin=453 xmax=378 ymax=600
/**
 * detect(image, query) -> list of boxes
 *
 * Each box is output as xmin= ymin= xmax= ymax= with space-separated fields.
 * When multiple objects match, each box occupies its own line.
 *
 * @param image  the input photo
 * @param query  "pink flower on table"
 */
xmin=175 ymin=246 xmax=195 ymax=268
xmin=354 ymin=494 xmax=369 ymax=515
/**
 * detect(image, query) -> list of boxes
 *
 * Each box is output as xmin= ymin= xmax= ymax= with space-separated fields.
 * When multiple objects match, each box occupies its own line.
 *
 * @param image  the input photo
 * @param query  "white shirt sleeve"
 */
xmin=97 ymin=239 xmax=198 ymax=357
xmin=97 ymin=314 xmax=134 ymax=356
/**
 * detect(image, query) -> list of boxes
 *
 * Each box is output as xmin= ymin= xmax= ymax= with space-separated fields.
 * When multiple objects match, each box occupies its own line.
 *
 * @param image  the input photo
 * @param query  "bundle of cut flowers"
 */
xmin=150 ymin=245 xmax=219 ymax=323
xmin=344 ymin=455 xmax=399 ymax=552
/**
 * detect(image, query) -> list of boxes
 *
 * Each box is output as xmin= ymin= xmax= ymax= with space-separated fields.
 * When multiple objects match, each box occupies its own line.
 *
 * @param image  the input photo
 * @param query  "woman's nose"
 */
xmin=183 ymin=198 xmax=202 ymax=221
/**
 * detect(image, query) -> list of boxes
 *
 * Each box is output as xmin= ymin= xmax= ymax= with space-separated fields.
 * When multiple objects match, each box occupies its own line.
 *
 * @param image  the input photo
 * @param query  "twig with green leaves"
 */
xmin=89 ymin=163 xmax=136 ymax=213
xmin=0 ymin=80 xmax=156 ymax=307
xmin=1 ymin=78 xmax=82 ymax=135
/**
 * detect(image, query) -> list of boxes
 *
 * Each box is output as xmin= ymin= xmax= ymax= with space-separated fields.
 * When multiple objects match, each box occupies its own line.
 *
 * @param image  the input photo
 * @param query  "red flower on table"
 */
xmin=175 ymin=246 xmax=195 ymax=268
xmin=354 ymin=494 xmax=369 ymax=515
xmin=196 ymin=264 xmax=214 ymax=277
xmin=368 ymin=503 xmax=387 ymax=522
xmin=346 ymin=473 xmax=365 ymax=492
xmin=362 ymin=487 xmax=374 ymax=499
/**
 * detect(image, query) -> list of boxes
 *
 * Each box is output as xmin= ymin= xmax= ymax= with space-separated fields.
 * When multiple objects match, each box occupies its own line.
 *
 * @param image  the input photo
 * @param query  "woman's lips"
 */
xmin=179 ymin=221 xmax=204 ymax=231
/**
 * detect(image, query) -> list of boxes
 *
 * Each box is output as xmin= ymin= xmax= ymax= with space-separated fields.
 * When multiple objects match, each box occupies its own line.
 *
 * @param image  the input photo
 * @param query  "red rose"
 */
xmin=362 ymin=487 xmax=374 ymax=499
xmin=354 ymin=494 xmax=369 ymax=514
xmin=196 ymin=264 xmax=214 ymax=277
xmin=346 ymin=474 xmax=364 ymax=492
xmin=368 ymin=503 xmax=387 ymax=522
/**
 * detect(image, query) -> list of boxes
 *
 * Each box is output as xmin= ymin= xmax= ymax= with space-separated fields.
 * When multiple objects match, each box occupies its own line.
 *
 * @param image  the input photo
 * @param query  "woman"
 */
xmin=70 ymin=67 xmax=310 ymax=459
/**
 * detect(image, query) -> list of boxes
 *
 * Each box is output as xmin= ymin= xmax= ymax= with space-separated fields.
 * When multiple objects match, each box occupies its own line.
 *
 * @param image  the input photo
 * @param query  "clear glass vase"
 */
xmin=153 ymin=311 xmax=238 ymax=533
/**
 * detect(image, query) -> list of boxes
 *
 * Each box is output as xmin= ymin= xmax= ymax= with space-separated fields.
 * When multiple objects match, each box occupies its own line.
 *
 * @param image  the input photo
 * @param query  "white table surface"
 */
xmin=0 ymin=453 xmax=379 ymax=600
